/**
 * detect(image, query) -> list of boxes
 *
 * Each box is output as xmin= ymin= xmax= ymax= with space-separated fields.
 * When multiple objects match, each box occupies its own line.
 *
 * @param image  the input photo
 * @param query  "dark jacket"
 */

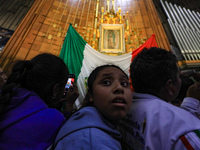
xmin=0 ymin=88 xmax=65 ymax=150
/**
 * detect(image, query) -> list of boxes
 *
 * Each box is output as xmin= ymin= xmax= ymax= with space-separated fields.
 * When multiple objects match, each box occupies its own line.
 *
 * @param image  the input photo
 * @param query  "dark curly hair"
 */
xmin=130 ymin=47 xmax=178 ymax=95
xmin=0 ymin=53 xmax=69 ymax=116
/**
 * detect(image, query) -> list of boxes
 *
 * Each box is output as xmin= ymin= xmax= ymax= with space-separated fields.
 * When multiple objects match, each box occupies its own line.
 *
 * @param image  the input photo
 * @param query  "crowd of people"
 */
xmin=0 ymin=47 xmax=200 ymax=150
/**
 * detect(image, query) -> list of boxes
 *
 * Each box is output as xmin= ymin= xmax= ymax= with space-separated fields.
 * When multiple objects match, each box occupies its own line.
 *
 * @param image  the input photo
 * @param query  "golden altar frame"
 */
xmin=99 ymin=24 xmax=125 ymax=53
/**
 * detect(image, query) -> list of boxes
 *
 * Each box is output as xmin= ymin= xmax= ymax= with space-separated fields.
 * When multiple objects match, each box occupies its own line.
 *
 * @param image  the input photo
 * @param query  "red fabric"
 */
xmin=180 ymin=135 xmax=194 ymax=150
xmin=131 ymin=34 xmax=158 ymax=61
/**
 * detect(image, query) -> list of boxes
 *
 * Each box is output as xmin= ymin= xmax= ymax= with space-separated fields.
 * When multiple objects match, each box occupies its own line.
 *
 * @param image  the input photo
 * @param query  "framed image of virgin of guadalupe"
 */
xmin=99 ymin=24 xmax=125 ymax=53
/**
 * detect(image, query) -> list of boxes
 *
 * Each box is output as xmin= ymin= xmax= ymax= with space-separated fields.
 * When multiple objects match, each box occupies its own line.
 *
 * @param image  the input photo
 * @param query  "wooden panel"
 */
xmin=0 ymin=0 xmax=46 ymax=74
xmin=14 ymin=47 xmax=30 ymax=61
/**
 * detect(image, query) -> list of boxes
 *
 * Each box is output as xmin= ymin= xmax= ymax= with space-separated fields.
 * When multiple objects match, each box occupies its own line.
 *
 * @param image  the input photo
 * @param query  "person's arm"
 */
xmin=181 ymin=97 xmax=200 ymax=119
xmin=61 ymin=82 xmax=79 ymax=119
xmin=181 ymin=82 xmax=200 ymax=119
xmin=174 ymin=130 xmax=200 ymax=150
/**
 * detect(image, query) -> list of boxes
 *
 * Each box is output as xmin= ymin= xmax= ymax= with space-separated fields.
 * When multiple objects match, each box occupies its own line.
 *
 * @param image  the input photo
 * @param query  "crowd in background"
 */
xmin=0 ymin=47 xmax=200 ymax=149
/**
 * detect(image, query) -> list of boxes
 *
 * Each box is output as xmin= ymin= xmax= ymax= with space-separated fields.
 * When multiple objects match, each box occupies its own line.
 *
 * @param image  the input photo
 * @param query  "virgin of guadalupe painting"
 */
xmin=99 ymin=24 xmax=125 ymax=53
xmin=105 ymin=30 xmax=120 ymax=49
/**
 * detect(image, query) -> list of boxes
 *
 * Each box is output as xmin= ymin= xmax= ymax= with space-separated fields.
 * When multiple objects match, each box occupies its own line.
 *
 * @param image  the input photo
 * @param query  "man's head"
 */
xmin=130 ymin=47 xmax=181 ymax=102
xmin=2 ymin=53 xmax=69 ymax=108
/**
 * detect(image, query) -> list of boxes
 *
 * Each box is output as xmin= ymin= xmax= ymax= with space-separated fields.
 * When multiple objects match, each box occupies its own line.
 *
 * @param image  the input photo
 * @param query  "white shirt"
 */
xmin=118 ymin=93 xmax=200 ymax=150
xmin=181 ymin=97 xmax=200 ymax=119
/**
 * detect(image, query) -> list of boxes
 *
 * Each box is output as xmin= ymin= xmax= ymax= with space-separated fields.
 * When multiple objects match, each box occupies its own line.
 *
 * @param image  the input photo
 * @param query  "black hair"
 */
xmin=0 ymin=53 xmax=69 ymax=116
xmin=81 ymin=64 xmax=128 ymax=107
xmin=130 ymin=47 xmax=178 ymax=95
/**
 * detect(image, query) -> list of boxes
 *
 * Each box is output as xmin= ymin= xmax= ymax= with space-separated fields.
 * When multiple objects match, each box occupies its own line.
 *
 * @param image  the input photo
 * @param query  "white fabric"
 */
xmin=75 ymin=43 xmax=132 ymax=108
xmin=181 ymin=97 xmax=200 ymax=119
xmin=118 ymin=93 xmax=200 ymax=150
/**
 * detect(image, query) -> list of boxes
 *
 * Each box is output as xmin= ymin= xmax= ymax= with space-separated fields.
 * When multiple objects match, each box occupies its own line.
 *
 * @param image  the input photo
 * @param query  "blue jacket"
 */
xmin=0 ymin=88 xmax=66 ymax=150
xmin=53 ymin=106 xmax=122 ymax=150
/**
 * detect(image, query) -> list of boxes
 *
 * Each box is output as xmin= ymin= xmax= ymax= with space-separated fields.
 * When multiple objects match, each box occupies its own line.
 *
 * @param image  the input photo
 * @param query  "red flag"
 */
xmin=131 ymin=34 xmax=158 ymax=61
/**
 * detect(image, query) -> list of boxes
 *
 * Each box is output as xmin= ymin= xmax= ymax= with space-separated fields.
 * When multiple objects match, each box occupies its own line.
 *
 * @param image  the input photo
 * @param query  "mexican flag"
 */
xmin=59 ymin=24 xmax=157 ymax=108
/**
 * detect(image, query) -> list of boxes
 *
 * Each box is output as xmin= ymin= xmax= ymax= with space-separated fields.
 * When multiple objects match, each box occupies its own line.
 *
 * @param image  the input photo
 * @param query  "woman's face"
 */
xmin=90 ymin=67 xmax=132 ymax=122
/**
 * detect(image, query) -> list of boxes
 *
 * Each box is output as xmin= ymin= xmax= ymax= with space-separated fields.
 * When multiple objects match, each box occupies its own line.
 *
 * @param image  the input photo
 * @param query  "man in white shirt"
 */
xmin=119 ymin=47 xmax=200 ymax=150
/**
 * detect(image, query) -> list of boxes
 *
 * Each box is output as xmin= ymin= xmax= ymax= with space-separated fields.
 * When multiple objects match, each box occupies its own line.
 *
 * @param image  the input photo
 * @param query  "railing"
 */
xmin=160 ymin=0 xmax=200 ymax=61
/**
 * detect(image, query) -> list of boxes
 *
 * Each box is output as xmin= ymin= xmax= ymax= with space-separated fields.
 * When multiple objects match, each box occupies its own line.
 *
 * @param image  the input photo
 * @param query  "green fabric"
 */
xmin=59 ymin=24 xmax=86 ymax=82
xmin=194 ymin=130 xmax=200 ymax=138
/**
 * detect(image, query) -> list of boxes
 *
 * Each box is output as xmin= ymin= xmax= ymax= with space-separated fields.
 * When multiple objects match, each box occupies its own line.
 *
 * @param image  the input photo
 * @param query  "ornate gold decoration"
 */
xmin=99 ymin=24 xmax=125 ymax=53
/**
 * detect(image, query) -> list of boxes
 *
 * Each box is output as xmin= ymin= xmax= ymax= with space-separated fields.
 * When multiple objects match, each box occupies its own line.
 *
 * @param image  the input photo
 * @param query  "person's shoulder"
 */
xmin=32 ymin=108 xmax=66 ymax=127
xmin=39 ymin=108 xmax=65 ymax=121
xmin=132 ymin=93 xmax=167 ymax=108
xmin=54 ymin=106 xmax=118 ymax=142
xmin=78 ymin=106 xmax=98 ymax=113
xmin=89 ymin=128 xmax=122 ymax=149
xmin=54 ymin=128 xmax=91 ymax=150
xmin=54 ymin=120 xmax=121 ymax=150
xmin=71 ymin=106 xmax=100 ymax=120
